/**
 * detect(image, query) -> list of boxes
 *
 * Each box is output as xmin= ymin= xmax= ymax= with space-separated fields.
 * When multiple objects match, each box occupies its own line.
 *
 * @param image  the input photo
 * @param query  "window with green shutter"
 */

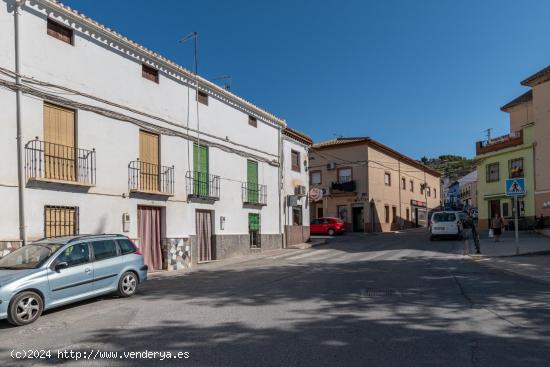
xmin=193 ymin=143 xmax=209 ymax=196
xmin=247 ymin=160 xmax=258 ymax=203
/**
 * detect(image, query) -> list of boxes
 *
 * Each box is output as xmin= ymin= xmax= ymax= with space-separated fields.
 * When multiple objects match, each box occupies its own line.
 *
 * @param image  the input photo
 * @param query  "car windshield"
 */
xmin=0 ymin=244 xmax=63 ymax=269
xmin=432 ymin=213 xmax=457 ymax=222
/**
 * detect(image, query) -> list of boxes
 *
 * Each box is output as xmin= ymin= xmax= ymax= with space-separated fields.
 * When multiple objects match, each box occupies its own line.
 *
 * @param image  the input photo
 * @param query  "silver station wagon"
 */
xmin=0 ymin=234 xmax=148 ymax=326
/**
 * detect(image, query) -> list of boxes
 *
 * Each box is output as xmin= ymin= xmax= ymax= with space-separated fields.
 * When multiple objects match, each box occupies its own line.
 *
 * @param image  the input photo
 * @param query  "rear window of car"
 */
xmin=117 ymin=239 xmax=136 ymax=255
xmin=433 ymin=213 xmax=457 ymax=222
xmin=92 ymin=240 xmax=118 ymax=261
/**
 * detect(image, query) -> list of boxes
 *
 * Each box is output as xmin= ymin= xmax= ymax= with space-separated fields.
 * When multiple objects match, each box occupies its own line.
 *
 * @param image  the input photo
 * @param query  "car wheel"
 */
xmin=7 ymin=291 xmax=43 ymax=326
xmin=117 ymin=271 xmax=138 ymax=297
xmin=328 ymin=229 xmax=336 ymax=236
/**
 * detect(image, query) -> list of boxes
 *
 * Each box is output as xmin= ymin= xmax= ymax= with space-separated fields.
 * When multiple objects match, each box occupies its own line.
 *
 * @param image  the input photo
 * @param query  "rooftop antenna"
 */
xmin=212 ymin=75 xmax=232 ymax=90
xmin=484 ymin=128 xmax=492 ymax=142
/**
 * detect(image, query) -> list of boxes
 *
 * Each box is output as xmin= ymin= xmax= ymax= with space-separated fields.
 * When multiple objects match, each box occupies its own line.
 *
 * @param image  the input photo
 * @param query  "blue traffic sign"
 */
xmin=506 ymin=178 xmax=526 ymax=196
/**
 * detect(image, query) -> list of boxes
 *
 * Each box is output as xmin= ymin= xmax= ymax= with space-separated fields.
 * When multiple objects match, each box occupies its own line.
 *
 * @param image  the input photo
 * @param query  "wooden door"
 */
xmin=139 ymin=130 xmax=159 ymax=192
xmin=193 ymin=143 xmax=209 ymax=196
xmin=247 ymin=160 xmax=258 ymax=203
xmin=43 ymin=104 xmax=76 ymax=181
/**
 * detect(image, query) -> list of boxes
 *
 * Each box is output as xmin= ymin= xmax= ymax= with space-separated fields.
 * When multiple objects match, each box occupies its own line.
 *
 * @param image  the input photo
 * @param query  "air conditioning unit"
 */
xmin=295 ymin=185 xmax=307 ymax=196
xmin=327 ymin=162 xmax=336 ymax=170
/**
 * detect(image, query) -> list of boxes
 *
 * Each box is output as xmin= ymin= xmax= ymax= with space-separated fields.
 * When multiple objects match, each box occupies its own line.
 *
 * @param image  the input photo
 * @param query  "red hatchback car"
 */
xmin=310 ymin=217 xmax=345 ymax=236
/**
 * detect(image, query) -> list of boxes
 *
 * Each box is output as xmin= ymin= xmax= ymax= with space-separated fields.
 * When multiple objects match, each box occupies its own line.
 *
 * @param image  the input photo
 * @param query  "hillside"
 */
xmin=419 ymin=155 xmax=476 ymax=182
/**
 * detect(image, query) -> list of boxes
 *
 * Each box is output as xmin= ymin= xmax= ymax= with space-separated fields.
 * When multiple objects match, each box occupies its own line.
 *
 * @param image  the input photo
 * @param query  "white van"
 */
xmin=430 ymin=211 xmax=463 ymax=240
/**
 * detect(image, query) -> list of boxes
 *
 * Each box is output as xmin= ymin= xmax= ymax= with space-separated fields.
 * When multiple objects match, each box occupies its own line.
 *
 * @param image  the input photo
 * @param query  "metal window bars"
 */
xmin=128 ymin=160 xmax=174 ymax=195
xmin=242 ymin=182 xmax=267 ymax=205
xmin=185 ymin=171 xmax=220 ymax=200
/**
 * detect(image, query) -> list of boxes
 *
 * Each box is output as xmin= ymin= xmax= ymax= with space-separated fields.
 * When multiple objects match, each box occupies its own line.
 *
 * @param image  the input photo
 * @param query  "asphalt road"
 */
xmin=1 ymin=230 xmax=549 ymax=366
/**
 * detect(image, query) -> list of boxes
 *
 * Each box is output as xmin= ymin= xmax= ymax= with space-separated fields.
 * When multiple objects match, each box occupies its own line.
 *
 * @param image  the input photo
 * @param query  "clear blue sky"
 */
xmin=61 ymin=0 xmax=550 ymax=159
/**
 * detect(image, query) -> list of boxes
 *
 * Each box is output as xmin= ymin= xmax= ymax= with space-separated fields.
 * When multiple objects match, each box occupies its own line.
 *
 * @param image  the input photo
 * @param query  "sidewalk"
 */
xmin=468 ymin=231 xmax=550 ymax=284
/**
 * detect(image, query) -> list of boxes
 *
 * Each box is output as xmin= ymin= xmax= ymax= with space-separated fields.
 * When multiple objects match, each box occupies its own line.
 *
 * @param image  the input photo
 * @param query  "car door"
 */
xmin=310 ymin=219 xmax=321 ymax=234
xmin=47 ymin=242 xmax=93 ymax=305
xmin=90 ymin=239 xmax=123 ymax=293
xmin=320 ymin=219 xmax=330 ymax=234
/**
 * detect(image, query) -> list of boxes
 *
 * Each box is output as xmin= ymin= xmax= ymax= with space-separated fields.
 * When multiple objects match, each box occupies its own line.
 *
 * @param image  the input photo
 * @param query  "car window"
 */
xmin=92 ymin=240 xmax=118 ymax=261
xmin=0 ymin=244 xmax=62 ymax=269
xmin=311 ymin=219 xmax=320 ymax=225
xmin=117 ymin=239 xmax=136 ymax=255
xmin=433 ymin=213 xmax=457 ymax=222
xmin=56 ymin=243 xmax=90 ymax=267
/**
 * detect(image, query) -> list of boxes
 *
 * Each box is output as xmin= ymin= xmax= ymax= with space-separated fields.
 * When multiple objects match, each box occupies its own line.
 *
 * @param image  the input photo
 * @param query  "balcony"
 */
xmin=242 ymin=182 xmax=267 ymax=206
xmin=476 ymin=131 xmax=523 ymax=155
xmin=331 ymin=177 xmax=356 ymax=192
xmin=25 ymin=138 xmax=96 ymax=187
xmin=128 ymin=160 xmax=174 ymax=196
xmin=185 ymin=171 xmax=220 ymax=201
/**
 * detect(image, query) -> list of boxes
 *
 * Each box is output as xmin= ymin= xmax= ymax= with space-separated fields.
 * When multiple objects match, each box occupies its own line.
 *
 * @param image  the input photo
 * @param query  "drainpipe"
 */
xmin=278 ymin=128 xmax=285 ymax=249
xmin=14 ymin=0 xmax=27 ymax=246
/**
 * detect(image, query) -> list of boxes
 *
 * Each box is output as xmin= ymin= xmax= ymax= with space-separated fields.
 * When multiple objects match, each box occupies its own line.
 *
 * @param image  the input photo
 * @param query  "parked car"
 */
xmin=430 ymin=211 xmax=463 ymax=240
xmin=310 ymin=217 xmax=345 ymax=236
xmin=0 ymin=234 xmax=147 ymax=326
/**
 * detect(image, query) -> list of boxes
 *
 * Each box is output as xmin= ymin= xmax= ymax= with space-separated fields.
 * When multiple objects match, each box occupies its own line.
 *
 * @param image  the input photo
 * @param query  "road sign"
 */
xmin=505 ymin=178 xmax=525 ymax=197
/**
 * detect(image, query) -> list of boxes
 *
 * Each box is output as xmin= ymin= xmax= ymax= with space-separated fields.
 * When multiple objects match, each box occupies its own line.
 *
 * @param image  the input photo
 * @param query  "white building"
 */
xmin=0 ymin=0 xmax=305 ymax=269
xmin=281 ymin=128 xmax=313 ymax=246
xmin=458 ymin=171 xmax=478 ymax=209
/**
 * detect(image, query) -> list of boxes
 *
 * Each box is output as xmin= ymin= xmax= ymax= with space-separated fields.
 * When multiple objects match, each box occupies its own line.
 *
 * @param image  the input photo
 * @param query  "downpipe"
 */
xmin=14 ymin=0 xmax=27 ymax=245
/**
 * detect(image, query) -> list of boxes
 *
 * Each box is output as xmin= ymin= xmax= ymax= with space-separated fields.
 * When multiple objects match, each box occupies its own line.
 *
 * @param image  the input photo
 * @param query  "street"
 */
xmin=1 ymin=230 xmax=550 ymax=367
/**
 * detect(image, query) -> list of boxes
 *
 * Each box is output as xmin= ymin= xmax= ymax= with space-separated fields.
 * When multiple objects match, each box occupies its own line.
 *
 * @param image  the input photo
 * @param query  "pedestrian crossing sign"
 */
xmin=505 ymin=178 xmax=525 ymax=196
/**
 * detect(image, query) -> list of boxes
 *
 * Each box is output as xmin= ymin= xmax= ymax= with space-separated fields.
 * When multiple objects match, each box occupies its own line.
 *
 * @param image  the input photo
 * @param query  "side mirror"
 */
xmin=55 ymin=262 xmax=69 ymax=272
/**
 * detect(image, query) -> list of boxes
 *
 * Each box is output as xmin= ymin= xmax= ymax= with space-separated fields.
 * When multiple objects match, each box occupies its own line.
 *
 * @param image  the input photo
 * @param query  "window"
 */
xmin=92 ymin=240 xmax=118 ymax=261
xmin=47 ymin=19 xmax=73 ymax=45
xmin=433 ymin=188 xmax=437 ymax=198
xmin=292 ymin=206 xmax=303 ymax=225
xmin=44 ymin=206 xmax=78 ymax=237
xmin=384 ymin=205 xmax=390 ymax=223
xmin=142 ymin=64 xmax=159 ymax=83
xmin=487 ymin=163 xmax=500 ymax=182
xmin=384 ymin=172 xmax=391 ymax=186
xmin=248 ymin=115 xmax=257 ymax=127
xmin=509 ymin=158 xmax=524 ymax=178
xmin=402 ymin=177 xmax=406 ymax=190
xmin=43 ymin=103 xmax=76 ymax=182
xmin=410 ymin=180 xmax=414 ymax=192
xmin=197 ymin=90 xmax=209 ymax=105
xmin=249 ymin=213 xmax=261 ymax=248
xmin=291 ymin=150 xmax=300 ymax=172
xmin=117 ymin=239 xmax=137 ymax=255
xmin=392 ymin=206 xmax=397 ymax=223
xmin=310 ymin=171 xmax=321 ymax=185
xmin=56 ymin=243 xmax=90 ymax=268
xmin=338 ymin=168 xmax=352 ymax=183
xmin=427 ymin=187 xmax=431 ymax=197
xmin=502 ymin=202 xmax=509 ymax=217
xmin=337 ymin=205 xmax=348 ymax=222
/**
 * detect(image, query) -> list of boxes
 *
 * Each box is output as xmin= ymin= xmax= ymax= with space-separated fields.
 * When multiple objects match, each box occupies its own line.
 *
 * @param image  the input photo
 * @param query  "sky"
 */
xmin=61 ymin=0 xmax=550 ymax=160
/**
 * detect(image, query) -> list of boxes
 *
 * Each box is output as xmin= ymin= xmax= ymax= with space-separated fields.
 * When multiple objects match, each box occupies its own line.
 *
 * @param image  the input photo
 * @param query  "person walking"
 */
xmin=491 ymin=213 xmax=505 ymax=242
xmin=462 ymin=213 xmax=481 ymax=254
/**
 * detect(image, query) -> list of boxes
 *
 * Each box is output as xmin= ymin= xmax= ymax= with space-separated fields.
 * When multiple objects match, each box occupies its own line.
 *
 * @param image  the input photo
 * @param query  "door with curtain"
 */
xmin=137 ymin=206 xmax=163 ymax=270
xmin=196 ymin=210 xmax=214 ymax=262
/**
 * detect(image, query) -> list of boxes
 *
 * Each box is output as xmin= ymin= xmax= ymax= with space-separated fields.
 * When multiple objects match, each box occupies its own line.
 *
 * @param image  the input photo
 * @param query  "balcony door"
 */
xmin=43 ymin=103 xmax=76 ymax=181
xmin=247 ymin=160 xmax=258 ymax=203
xmin=193 ymin=143 xmax=209 ymax=196
xmin=139 ymin=130 xmax=160 ymax=192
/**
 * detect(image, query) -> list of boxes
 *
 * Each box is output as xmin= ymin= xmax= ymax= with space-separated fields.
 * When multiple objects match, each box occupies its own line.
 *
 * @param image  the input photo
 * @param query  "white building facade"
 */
xmin=0 ymin=0 xmax=299 ymax=269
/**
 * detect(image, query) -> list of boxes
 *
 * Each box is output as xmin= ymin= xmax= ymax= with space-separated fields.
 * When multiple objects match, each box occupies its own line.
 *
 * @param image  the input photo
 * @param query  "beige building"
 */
xmin=518 ymin=66 xmax=550 ymax=217
xmin=309 ymin=138 xmax=441 ymax=232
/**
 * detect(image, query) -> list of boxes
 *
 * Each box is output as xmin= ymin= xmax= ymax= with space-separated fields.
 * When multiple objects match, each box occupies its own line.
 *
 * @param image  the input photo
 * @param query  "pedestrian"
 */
xmin=462 ymin=213 xmax=480 ymax=254
xmin=491 ymin=213 xmax=505 ymax=242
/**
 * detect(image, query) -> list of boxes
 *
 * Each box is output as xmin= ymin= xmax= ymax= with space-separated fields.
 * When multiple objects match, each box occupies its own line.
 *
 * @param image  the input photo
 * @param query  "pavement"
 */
xmin=1 ymin=230 xmax=550 ymax=366
xmin=465 ymin=231 xmax=550 ymax=284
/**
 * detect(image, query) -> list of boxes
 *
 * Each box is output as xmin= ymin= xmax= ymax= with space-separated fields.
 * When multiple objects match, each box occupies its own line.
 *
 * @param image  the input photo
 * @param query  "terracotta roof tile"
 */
xmin=500 ymin=90 xmax=533 ymax=111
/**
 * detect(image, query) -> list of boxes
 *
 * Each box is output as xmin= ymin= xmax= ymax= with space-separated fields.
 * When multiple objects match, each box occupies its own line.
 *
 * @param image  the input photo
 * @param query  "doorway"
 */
xmin=316 ymin=206 xmax=324 ymax=219
xmin=414 ymin=207 xmax=419 ymax=228
xmin=137 ymin=206 xmax=163 ymax=271
xmin=489 ymin=199 xmax=501 ymax=219
xmin=352 ymin=206 xmax=364 ymax=232
xmin=196 ymin=210 xmax=215 ymax=262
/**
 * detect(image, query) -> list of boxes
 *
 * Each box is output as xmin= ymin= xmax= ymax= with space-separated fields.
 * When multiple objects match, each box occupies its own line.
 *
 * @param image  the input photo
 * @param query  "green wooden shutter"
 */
xmin=247 ymin=160 xmax=258 ymax=203
xmin=248 ymin=213 xmax=260 ymax=231
xmin=193 ymin=143 xmax=209 ymax=196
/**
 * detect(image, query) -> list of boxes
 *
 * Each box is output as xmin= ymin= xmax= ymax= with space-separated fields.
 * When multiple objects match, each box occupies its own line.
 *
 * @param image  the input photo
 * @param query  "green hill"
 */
xmin=419 ymin=155 xmax=476 ymax=182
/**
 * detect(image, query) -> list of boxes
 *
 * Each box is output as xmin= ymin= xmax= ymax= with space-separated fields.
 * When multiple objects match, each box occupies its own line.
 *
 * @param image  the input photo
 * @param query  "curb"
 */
xmin=467 ymin=256 xmax=550 ymax=285
xmin=288 ymin=239 xmax=327 ymax=250
xmin=467 ymin=249 xmax=550 ymax=259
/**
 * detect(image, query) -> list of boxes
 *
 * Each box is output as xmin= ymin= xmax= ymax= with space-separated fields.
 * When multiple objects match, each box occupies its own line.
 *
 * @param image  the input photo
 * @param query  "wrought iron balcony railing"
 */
xmin=128 ymin=160 xmax=174 ymax=195
xmin=185 ymin=171 xmax=220 ymax=201
xmin=25 ymin=138 xmax=96 ymax=186
xmin=331 ymin=179 xmax=356 ymax=192
xmin=242 ymin=182 xmax=267 ymax=206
